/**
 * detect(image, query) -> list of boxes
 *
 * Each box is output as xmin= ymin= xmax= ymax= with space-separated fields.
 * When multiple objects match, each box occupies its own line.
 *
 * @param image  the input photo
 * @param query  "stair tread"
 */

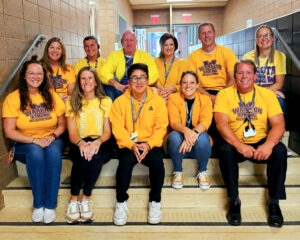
xmin=0 ymin=205 xmax=300 ymax=224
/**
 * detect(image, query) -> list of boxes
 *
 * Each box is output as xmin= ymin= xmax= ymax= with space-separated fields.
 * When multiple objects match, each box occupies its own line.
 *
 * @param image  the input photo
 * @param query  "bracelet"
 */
xmin=76 ymin=139 xmax=84 ymax=147
xmin=94 ymin=138 xmax=102 ymax=146
xmin=50 ymin=133 xmax=57 ymax=139
xmin=193 ymin=129 xmax=200 ymax=136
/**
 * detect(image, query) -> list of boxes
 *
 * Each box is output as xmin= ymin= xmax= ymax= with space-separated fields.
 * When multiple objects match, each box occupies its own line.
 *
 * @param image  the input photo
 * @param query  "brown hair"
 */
xmin=159 ymin=33 xmax=178 ymax=58
xmin=255 ymin=25 xmax=275 ymax=63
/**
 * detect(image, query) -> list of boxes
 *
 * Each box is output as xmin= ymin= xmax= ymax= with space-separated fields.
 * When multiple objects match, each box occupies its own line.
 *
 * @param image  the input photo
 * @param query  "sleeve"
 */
xmin=147 ymin=98 xmax=169 ymax=148
xmin=65 ymin=100 xmax=74 ymax=117
xmin=214 ymin=90 xmax=229 ymax=115
xmin=145 ymin=53 xmax=159 ymax=86
xmin=242 ymin=51 xmax=254 ymax=61
xmin=154 ymin=58 xmax=162 ymax=87
xmin=275 ymin=51 xmax=286 ymax=75
xmin=167 ymin=94 xmax=182 ymax=129
xmin=99 ymin=53 xmax=118 ymax=85
xmin=66 ymin=65 xmax=76 ymax=84
xmin=103 ymin=97 xmax=112 ymax=118
xmin=187 ymin=52 xmax=197 ymax=72
xmin=110 ymin=98 xmax=135 ymax=150
xmin=199 ymin=95 xmax=213 ymax=130
xmin=73 ymin=60 xmax=82 ymax=76
xmin=226 ymin=49 xmax=238 ymax=72
xmin=176 ymin=60 xmax=189 ymax=91
xmin=53 ymin=91 xmax=66 ymax=116
xmin=265 ymin=90 xmax=283 ymax=118
xmin=2 ymin=93 xmax=19 ymax=118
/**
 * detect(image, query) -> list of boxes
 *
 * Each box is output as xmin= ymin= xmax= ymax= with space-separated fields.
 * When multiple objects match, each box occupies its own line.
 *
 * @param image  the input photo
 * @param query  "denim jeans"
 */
xmin=14 ymin=138 xmax=63 ymax=209
xmin=277 ymin=96 xmax=286 ymax=118
xmin=167 ymin=131 xmax=211 ymax=172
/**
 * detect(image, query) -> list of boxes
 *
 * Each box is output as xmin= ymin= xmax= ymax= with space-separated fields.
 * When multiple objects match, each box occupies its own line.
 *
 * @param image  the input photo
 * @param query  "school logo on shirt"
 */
xmin=24 ymin=103 xmax=52 ymax=122
xmin=149 ymin=106 xmax=153 ymax=111
xmin=256 ymin=66 xmax=275 ymax=87
xmin=199 ymin=60 xmax=222 ymax=76
xmin=49 ymin=74 xmax=67 ymax=89
xmin=232 ymin=102 xmax=262 ymax=121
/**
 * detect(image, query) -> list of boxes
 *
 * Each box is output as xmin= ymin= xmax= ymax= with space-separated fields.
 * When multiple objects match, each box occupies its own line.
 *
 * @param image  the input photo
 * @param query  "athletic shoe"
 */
xmin=172 ymin=171 xmax=183 ymax=189
xmin=80 ymin=199 xmax=94 ymax=223
xmin=66 ymin=201 xmax=80 ymax=224
xmin=113 ymin=201 xmax=128 ymax=226
xmin=43 ymin=208 xmax=56 ymax=224
xmin=148 ymin=201 xmax=161 ymax=224
xmin=196 ymin=171 xmax=211 ymax=189
xmin=32 ymin=207 xmax=43 ymax=222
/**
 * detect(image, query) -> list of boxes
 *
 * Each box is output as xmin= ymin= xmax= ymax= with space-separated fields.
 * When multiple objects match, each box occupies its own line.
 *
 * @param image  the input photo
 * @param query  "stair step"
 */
xmin=15 ymin=156 xmax=300 ymax=178
xmin=3 ymin=187 xmax=300 ymax=208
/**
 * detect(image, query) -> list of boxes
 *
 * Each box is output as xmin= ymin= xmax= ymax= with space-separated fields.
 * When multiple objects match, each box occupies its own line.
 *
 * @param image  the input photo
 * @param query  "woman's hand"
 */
xmin=33 ymin=135 xmax=55 ymax=148
xmin=157 ymin=86 xmax=176 ymax=101
xmin=80 ymin=141 xmax=100 ymax=161
xmin=183 ymin=127 xmax=198 ymax=146
xmin=273 ymin=90 xmax=285 ymax=99
xmin=179 ymin=139 xmax=192 ymax=154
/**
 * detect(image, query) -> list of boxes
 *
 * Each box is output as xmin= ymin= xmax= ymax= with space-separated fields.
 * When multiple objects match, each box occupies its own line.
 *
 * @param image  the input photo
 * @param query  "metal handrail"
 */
xmin=272 ymin=27 xmax=300 ymax=71
xmin=0 ymin=34 xmax=47 ymax=96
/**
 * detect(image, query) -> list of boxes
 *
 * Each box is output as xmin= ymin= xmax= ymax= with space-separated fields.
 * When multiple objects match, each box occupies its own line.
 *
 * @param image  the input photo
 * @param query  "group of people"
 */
xmin=2 ymin=22 xmax=287 ymax=228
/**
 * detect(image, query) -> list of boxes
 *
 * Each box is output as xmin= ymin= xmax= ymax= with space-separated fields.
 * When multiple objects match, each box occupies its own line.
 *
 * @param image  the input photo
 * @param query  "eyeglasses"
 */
xmin=129 ymin=75 xmax=148 ymax=83
xmin=256 ymin=33 xmax=273 ymax=39
xmin=26 ymin=72 xmax=43 ymax=77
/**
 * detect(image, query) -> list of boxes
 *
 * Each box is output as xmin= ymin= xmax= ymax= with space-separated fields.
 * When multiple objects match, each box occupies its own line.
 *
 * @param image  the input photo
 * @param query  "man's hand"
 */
xmin=132 ymin=143 xmax=150 ymax=163
xmin=209 ymin=94 xmax=216 ymax=104
xmin=253 ymin=142 xmax=273 ymax=161
xmin=236 ymin=142 xmax=256 ymax=158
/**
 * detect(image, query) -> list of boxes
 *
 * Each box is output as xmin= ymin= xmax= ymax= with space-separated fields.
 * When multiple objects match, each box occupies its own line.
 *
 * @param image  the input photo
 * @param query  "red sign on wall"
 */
xmin=183 ymin=13 xmax=192 ymax=23
xmin=151 ymin=15 xmax=160 ymax=24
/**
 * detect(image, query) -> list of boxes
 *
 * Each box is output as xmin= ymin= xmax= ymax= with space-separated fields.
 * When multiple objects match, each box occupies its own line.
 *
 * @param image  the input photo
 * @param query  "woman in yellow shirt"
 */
xmin=65 ymin=67 xmax=113 ymax=224
xmin=154 ymin=33 xmax=188 ymax=102
xmin=42 ymin=37 xmax=76 ymax=102
xmin=242 ymin=25 xmax=286 ymax=115
xmin=2 ymin=56 xmax=66 ymax=224
xmin=167 ymin=71 xmax=212 ymax=189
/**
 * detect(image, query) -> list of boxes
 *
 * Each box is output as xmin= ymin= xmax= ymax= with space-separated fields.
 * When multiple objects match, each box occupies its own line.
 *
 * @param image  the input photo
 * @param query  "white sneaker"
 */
xmin=172 ymin=171 xmax=183 ymax=189
xmin=148 ymin=201 xmax=161 ymax=224
xmin=32 ymin=207 xmax=43 ymax=222
xmin=44 ymin=208 xmax=56 ymax=224
xmin=66 ymin=201 xmax=80 ymax=224
xmin=114 ymin=201 xmax=128 ymax=226
xmin=80 ymin=200 xmax=94 ymax=223
xmin=196 ymin=171 xmax=211 ymax=189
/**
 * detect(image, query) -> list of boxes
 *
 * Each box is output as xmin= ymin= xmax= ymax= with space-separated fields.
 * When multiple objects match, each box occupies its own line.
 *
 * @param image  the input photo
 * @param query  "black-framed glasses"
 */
xmin=256 ymin=33 xmax=273 ymax=39
xmin=129 ymin=75 xmax=148 ymax=83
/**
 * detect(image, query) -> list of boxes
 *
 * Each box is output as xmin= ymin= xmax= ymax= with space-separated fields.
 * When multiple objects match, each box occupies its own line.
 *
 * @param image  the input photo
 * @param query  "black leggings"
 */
xmin=70 ymin=137 xmax=114 ymax=196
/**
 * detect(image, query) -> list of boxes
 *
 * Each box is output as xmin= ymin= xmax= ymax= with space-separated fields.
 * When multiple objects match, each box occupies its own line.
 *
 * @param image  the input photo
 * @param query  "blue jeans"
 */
xmin=277 ymin=96 xmax=286 ymax=118
xmin=14 ymin=139 xmax=63 ymax=209
xmin=167 ymin=131 xmax=211 ymax=172
xmin=103 ymin=76 xmax=124 ymax=101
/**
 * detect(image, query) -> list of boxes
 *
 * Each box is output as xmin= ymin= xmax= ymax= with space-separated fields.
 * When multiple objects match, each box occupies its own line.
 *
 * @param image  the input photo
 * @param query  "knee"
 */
xmin=219 ymin=141 xmax=234 ymax=154
xmin=26 ymin=144 xmax=44 ymax=160
xmin=271 ymin=142 xmax=287 ymax=162
xmin=167 ymin=131 xmax=183 ymax=147
xmin=195 ymin=133 xmax=211 ymax=148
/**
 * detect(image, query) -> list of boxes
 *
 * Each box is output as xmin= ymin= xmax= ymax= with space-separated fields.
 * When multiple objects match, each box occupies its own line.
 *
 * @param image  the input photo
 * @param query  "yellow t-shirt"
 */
xmin=47 ymin=64 xmax=76 ymax=96
xmin=242 ymin=50 xmax=286 ymax=88
xmin=188 ymin=45 xmax=237 ymax=91
xmin=65 ymin=97 xmax=112 ymax=139
xmin=2 ymin=89 xmax=65 ymax=138
xmin=154 ymin=58 xmax=189 ymax=91
xmin=73 ymin=57 xmax=105 ymax=79
xmin=214 ymin=85 xmax=283 ymax=144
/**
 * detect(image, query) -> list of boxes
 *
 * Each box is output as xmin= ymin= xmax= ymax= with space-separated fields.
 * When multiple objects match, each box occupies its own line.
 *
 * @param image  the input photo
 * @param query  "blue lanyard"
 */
xmin=50 ymin=66 xmax=60 ymax=91
xmin=86 ymin=58 xmax=98 ymax=68
xmin=185 ymin=101 xmax=194 ymax=127
xmin=237 ymin=87 xmax=256 ymax=129
xmin=131 ymin=92 xmax=147 ymax=132
xmin=257 ymin=55 xmax=270 ymax=86
xmin=163 ymin=56 xmax=175 ymax=86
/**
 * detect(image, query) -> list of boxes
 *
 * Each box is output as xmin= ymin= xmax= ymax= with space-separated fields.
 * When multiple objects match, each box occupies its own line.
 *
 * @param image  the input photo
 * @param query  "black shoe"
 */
xmin=226 ymin=199 xmax=241 ymax=226
xmin=267 ymin=203 xmax=283 ymax=228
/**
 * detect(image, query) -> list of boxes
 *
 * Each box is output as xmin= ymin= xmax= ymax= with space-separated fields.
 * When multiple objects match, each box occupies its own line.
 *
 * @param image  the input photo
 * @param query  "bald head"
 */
xmin=121 ymin=30 xmax=137 ymax=56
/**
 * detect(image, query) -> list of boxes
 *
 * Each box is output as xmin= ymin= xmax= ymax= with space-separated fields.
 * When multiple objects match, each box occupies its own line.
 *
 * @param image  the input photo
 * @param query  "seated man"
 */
xmin=100 ymin=30 xmax=159 ymax=101
xmin=110 ymin=63 xmax=168 ymax=225
xmin=214 ymin=60 xmax=287 ymax=228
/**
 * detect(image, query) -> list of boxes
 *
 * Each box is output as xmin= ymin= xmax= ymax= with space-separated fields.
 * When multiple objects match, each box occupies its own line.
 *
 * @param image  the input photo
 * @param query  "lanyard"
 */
xmin=86 ymin=58 xmax=98 ymax=68
xmin=185 ymin=101 xmax=194 ymax=128
xmin=257 ymin=55 xmax=270 ymax=86
xmin=237 ymin=88 xmax=256 ymax=129
xmin=51 ymin=67 xmax=60 ymax=91
xmin=125 ymin=55 xmax=134 ymax=79
xmin=131 ymin=92 xmax=147 ymax=132
xmin=163 ymin=56 xmax=175 ymax=86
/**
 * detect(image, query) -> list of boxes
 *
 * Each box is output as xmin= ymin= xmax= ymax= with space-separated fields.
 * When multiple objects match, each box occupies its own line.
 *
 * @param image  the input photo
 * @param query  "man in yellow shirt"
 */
xmin=214 ymin=60 xmax=287 ymax=228
xmin=110 ymin=63 xmax=168 ymax=226
xmin=100 ymin=31 xmax=159 ymax=101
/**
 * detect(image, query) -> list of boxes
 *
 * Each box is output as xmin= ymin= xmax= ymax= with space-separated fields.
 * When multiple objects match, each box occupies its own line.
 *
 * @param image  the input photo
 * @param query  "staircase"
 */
xmin=1 ymin=137 xmax=300 ymax=239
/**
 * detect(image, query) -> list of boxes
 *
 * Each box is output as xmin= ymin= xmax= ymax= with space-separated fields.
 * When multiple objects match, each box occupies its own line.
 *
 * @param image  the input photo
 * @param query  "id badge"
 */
xmin=243 ymin=126 xmax=256 ymax=138
xmin=130 ymin=131 xmax=138 ymax=143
